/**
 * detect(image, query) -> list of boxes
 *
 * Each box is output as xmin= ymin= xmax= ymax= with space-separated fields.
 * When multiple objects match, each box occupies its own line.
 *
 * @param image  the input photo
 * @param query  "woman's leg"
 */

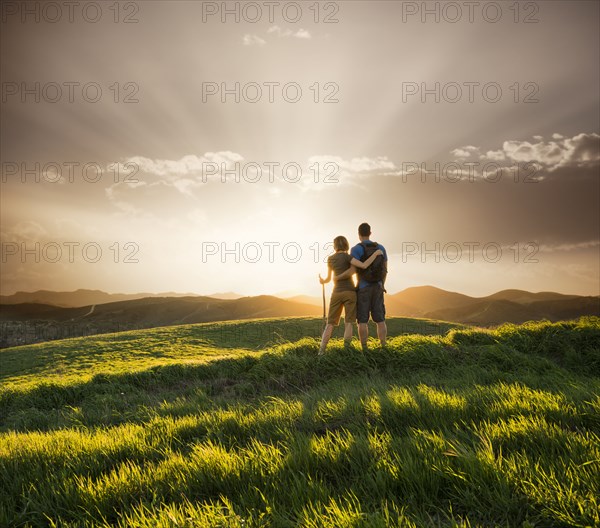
xmin=321 ymin=292 xmax=343 ymax=354
xmin=319 ymin=324 xmax=334 ymax=354
xmin=343 ymin=291 xmax=357 ymax=347
xmin=343 ymin=322 xmax=353 ymax=345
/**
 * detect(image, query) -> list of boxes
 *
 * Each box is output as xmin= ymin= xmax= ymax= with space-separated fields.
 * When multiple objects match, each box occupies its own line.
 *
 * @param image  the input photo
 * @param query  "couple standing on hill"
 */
xmin=319 ymin=222 xmax=388 ymax=354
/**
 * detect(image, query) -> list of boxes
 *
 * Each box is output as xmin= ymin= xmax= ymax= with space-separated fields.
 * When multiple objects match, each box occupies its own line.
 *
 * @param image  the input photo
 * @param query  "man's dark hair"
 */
xmin=358 ymin=223 xmax=371 ymax=237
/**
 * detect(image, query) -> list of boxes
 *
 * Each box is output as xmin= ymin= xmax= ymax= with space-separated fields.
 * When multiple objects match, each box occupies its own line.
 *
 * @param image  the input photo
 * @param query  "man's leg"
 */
xmin=376 ymin=321 xmax=387 ymax=347
xmin=319 ymin=324 xmax=334 ymax=354
xmin=373 ymin=283 xmax=387 ymax=347
xmin=358 ymin=323 xmax=369 ymax=351
xmin=356 ymin=287 xmax=370 ymax=351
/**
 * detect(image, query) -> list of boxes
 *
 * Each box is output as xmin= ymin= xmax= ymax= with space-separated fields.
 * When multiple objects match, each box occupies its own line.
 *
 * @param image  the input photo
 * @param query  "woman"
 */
xmin=318 ymin=235 xmax=383 ymax=354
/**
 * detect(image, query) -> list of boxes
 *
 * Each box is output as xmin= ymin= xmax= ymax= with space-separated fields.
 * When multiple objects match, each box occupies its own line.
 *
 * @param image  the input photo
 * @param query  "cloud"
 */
xmin=503 ymin=139 xmax=565 ymax=166
xmin=267 ymin=25 xmax=291 ymax=37
xmin=242 ymin=26 xmax=312 ymax=47
xmin=308 ymin=155 xmax=395 ymax=173
xmin=563 ymin=133 xmax=600 ymax=166
xmin=267 ymin=25 xmax=312 ymax=39
xmin=537 ymin=240 xmax=600 ymax=252
xmin=500 ymin=133 xmax=600 ymax=170
xmin=304 ymin=132 xmax=598 ymax=187
xmin=105 ymin=185 xmax=144 ymax=214
xmin=0 ymin=220 xmax=48 ymax=244
xmin=310 ymin=155 xmax=395 ymax=176
xmin=104 ymin=152 xmax=246 ymax=212
xmin=243 ymin=34 xmax=266 ymax=47
xmin=451 ymin=146 xmax=481 ymax=158
xmin=294 ymin=29 xmax=312 ymax=39
xmin=441 ymin=133 xmax=600 ymax=181
xmin=242 ymin=26 xmax=312 ymax=46
xmin=123 ymin=152 xmax=244 ymax=178
xmin=483 ymin=149 xmax=506 ymax=161
xmin=300 ymin=155 xmax=396 ymax=190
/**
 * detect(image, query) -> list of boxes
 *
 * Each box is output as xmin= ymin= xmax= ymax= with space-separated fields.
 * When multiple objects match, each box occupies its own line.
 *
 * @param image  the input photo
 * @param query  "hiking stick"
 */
xmin=321 ymin=281 xmax=326 ymax=331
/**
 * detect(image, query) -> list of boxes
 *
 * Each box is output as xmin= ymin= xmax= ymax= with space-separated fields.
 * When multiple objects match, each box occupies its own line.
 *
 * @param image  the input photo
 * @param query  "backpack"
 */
xmin=358 ymin=241 xmax=384 ymax=283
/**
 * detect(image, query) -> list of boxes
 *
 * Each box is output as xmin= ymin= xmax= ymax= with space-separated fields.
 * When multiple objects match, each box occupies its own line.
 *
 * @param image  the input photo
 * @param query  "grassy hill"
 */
xmin=0 ymin=316 xmax=598 ymax=527
xmin=0 ymin=296 xmax=322 ymax=348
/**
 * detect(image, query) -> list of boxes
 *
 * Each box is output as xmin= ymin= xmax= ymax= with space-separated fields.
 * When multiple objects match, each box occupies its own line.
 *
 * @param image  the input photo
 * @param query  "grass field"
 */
xmin=0 ymin=316 xmax=599 ymax=527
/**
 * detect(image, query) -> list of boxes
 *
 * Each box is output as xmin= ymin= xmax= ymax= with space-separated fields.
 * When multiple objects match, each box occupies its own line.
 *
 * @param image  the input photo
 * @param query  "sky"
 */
xmin=1 ymin=0 xmax=599 ymax=298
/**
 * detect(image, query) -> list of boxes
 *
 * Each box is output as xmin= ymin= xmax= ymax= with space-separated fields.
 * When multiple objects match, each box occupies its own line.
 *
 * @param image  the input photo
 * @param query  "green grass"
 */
xmin=0 ymin=317 xmax=456 ymax=389
xmin=0 ymin=316 xmax=598 ymax=527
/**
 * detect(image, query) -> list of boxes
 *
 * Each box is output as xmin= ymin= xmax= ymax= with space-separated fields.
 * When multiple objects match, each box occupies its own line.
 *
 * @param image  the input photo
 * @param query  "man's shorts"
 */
xmin=327 ymin=290 xmax=357 ymax=325
xmin=357 ymin=283 xmax=386 ymax=324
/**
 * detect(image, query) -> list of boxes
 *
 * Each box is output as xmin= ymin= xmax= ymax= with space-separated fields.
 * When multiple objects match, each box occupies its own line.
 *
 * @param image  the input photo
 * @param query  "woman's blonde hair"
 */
xmin=333 ymin=236 xmax=349 ymax=252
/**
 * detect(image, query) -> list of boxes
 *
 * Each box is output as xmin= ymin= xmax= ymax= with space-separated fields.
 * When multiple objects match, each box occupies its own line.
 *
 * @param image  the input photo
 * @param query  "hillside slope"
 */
xmin=0 ymin=296 xmax=323 ymax=347
xmin=0 ymin=316 xmax=598 ymax=527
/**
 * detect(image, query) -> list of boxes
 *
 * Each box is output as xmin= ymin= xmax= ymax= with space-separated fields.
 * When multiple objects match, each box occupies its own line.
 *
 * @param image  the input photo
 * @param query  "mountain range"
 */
xmin=0 ymin=295 xmax=320 ymax=325
xmin=1 ymin=286 xmax=597 ymax=347
xmin=1 ymin=287 xmax=597 ymax=322
xmin=384 ymin=287 xmax=594 ymax=324
xmin=0 ymin=294 xmax=321 ymax=347
xmin=0 ymin=289 xmax=239 ymax=307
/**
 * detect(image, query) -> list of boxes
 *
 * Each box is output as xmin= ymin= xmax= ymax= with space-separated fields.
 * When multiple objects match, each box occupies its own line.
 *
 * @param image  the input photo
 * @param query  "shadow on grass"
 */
xmin=4 ymin=373 xmax=597 ymax=527
xmin=1 ymin=317 xmax=598 ymax=433
xmin=3 ymin=318 xmax=599 ymax=526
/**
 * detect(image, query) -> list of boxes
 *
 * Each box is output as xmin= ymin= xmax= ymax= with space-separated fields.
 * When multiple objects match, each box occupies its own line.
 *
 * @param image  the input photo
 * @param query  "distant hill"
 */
xmin=386 ymin=286 xmax=475 ymax=316
xmin=425 ymin=299 xmax=536 ymax=325
xmin=207 ymin=292 xmax=244 ymax=300
xmin=384 ymin=286 xmax=598 ymax=325
xmin=0 ymin=303 xmax=88 ymax=321
xmin=0 ymin=289 xmax=200 ymax=308
xmin=1 ymin=286 xmax=598 ymax=347
xmin=0 ymin=295 xmax=321 ymax=324
xmin=426 ymin=296 xmax=600 ymax=325
xmin=0 ymin=295 xmax=322 ymax=347
xmin=485 ymin=289 xmax=580 ymax=304
xmin=285 ymin=295 xmax=322 ymax=307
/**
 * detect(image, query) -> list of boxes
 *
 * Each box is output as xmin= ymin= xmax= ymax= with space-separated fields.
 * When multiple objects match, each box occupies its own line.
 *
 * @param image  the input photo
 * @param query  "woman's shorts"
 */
xmin=327 ymin=290 xmax=357 ymax=325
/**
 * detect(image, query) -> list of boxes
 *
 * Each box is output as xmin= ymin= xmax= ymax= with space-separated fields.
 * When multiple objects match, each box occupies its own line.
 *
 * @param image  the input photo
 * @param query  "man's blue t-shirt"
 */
xmin=351 ymin=241 xmax=388 ymax=289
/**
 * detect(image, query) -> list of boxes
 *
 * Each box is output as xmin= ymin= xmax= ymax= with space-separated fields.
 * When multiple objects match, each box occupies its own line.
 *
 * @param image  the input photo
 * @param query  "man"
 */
xmin=349 ymin=222 xmax=388 ymax=351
